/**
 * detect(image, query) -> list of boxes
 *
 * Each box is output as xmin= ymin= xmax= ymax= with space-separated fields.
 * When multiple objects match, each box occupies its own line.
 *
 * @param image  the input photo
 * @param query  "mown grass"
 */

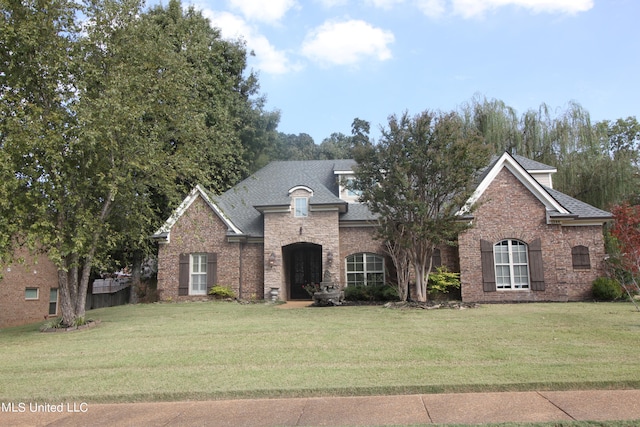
xmin=0 ymin=302 xmax=639 ymax=404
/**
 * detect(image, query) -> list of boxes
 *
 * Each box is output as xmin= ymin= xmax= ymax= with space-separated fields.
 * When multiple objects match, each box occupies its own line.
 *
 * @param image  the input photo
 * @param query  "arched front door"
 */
xmin=284 ymin=243 xmax=322 ymax=300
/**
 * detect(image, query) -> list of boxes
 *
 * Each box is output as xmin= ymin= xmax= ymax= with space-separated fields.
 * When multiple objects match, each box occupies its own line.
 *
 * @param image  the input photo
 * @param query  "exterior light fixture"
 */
xmin=268 ymin=252 xmax=276 ymax=268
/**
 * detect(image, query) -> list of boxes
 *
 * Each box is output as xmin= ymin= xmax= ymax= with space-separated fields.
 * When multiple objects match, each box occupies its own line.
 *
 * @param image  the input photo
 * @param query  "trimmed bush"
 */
xmin=208 ymin=285 xmax=236 ymax=299
xmin=427 ymin=266 xmax=461 ymax=300
xmin=592 ymin=277 xmax=623 ymax=301
xmin=344 ymin=285 xmax=399 ymax=302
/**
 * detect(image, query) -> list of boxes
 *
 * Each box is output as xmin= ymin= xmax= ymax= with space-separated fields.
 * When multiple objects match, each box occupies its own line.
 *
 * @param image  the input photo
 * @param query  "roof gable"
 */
xmin=461 ymin=152 xmax=568 ymax=216
xmin=152 ymin=185 xmax=242 ymax=242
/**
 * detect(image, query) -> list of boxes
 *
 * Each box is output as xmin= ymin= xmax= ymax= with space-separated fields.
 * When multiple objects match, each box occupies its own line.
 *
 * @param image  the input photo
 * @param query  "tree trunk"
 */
xmin=414 ymin=246 xmax=434 ymax=303
xmin=385 ymin=240 xmax=410 ymax=302
xmin=130 ymin=250 xmax=143 ymax=304
xmin=57 ymin=269 xmax=75 ymax=326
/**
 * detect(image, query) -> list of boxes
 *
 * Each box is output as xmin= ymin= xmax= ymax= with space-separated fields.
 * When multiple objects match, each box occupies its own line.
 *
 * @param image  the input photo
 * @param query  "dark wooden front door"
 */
xmin=288 ymin=244 xmax=322 ymax=300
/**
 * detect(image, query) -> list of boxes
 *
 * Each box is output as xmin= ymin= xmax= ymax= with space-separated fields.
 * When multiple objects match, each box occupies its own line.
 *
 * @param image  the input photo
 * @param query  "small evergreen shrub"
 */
xmin=208 ymin=285 xmax=236 ymax=299
xmin=592 ymin=277 xmax=623 ymax=301
xmin=427 ymin=267 xmax=461 ymax=298
xmin=344 ymin=285 xmax=399 ymax=302
xmin=40 ymin=317 xmax=63 ymax=331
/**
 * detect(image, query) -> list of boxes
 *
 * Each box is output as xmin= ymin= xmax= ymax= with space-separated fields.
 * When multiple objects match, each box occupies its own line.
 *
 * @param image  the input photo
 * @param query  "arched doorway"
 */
xmin=283 ymin=243 xmax=322 ymax=300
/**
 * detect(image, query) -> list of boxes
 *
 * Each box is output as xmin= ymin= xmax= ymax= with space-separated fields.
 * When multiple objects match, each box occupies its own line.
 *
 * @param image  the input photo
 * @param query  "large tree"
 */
xmin=353 ymin=110 xmax=490 ymax=302
xmin=0 ymin=0 xmax=275 ymax=325
xmin=461 ymin=96 xmax=640 ymax=209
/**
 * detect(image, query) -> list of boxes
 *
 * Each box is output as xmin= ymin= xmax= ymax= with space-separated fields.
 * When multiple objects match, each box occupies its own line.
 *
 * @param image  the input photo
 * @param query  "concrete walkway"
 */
xmin=2 ymin=390 xmax=640 ymax=427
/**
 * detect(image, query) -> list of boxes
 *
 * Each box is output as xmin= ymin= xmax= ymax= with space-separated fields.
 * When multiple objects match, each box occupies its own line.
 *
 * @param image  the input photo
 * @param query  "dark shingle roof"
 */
xmin=544 ymin=186 xmax=613 ymax=219
xmin=204 ymin=156 xmax=609 ymax=238
xmin=511 ymin=154 xmax=556 ymax=171
xmin=212 ymin=160 xmax=363 ymax=237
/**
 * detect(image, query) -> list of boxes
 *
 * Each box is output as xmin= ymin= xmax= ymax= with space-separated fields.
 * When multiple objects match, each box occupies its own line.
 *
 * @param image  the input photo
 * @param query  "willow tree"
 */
xmin=353 ymin=110 xmax=490 ymax=302
xmin=462 ymin=96 xmax=639 ymax=209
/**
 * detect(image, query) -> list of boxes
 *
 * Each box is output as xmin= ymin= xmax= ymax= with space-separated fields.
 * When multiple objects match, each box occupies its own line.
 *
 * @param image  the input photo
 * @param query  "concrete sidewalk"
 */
xmin=2 ymin=390 xmax=640 ymax=427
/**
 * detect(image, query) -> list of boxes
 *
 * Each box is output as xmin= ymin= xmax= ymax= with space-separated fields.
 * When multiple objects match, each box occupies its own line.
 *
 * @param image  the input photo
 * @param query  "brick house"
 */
xmin=153 ymin=153 xmax=612 ymax=303
xmin=0 ymin=246 xmax=60 ymax=328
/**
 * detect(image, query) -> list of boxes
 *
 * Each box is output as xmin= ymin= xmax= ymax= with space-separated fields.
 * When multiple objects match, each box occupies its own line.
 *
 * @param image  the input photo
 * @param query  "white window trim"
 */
xmin=345 ymin=253 xmax=385 ymax=287
xmin=494 ymin=240 xmax=530 ymax=290
xmin=294 ymin=197 xmax=308 ymax=217
xmin=49 ymin=288 xmax=58 ymax=315
xmin=25 ymin=287 xmax=39 ymax=300
xmin=190 ymin=254 xmax=208 ymax=296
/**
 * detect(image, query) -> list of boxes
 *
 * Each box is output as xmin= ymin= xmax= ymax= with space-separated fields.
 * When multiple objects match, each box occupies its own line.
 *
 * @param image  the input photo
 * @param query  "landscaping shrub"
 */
xmin=592 ymin=277 xmax=623 ymax=301
xmin=344 ymin=285 xmax=399 ymax=302
xmin=208 ymin=285 xmax=236 ymax=299
xmin=427 ymin=267 xmax=461 ymax=300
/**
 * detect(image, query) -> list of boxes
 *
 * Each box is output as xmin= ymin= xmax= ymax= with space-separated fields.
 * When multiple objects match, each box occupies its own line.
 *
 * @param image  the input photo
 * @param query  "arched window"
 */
xmin=346 ymin=253 xmax=385 ymax=287
xmin=494 ymin=240 xmax=530 ymax=289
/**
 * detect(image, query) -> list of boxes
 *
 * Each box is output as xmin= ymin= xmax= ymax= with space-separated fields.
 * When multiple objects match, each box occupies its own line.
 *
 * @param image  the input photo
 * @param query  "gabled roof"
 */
xmin=153 ymin=160 xmax=367 ymax=241
xmin=154 ymin=154 xmax=611 ymax=242
xmin=461 ymin=152 xmax=612 ymax=224
xmin=151 ymin=185 xmax=242 ymax=242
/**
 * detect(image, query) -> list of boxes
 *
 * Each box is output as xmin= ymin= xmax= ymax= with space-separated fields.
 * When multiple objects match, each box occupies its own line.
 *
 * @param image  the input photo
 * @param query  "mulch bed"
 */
xmin=41 ymin=319 xmax=101 ymax=333
xmin=383 ymin=301 xmax=480 ymax=310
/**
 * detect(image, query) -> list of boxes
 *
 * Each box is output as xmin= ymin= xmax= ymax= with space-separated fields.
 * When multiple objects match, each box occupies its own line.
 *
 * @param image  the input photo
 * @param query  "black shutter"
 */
xmin=528 ymin=239 xmax=545 ymax=291
xmin=571 ymin=245 xmax=590 ymax=269
xmin=432 ymin=249 xmax=442 ymax=268
xmin=480 ymin=240 xmax=496 ymax=292
xmin=178 ymin=254 xmax=189 ymax=296
xmin=206 ymin=253 xmax=218 ymax=294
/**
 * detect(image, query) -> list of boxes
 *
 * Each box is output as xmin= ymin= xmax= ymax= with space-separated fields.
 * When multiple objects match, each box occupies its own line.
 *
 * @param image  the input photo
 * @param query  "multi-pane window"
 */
xmin=190 ymin=254 xmax=207 ymax=295
xmin=346 ymin=253 xmax=385 ymax=287
xmin=494 ymin=240 xmax=530 ymax=289
xmin=294 ymin=197 xmax=308 ymax=217
xmin=49 ymin=289 xmax=58 ymax=315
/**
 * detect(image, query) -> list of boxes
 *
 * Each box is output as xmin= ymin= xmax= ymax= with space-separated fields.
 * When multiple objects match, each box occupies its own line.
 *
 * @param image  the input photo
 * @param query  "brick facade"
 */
xmin=0 ymin=246 xmax=59 ymax=328
xmin=458 ymin=168 xmax=605 ymax=302
xmin=263 ymin=188 xmax=341 ymax=300
xmin=338 ymin=226 xmax=386 ymax=286
xmin=156 ymin=196 xmax=264 ymax=301
xmin=155 ymin=158 xmax=609 ymax=304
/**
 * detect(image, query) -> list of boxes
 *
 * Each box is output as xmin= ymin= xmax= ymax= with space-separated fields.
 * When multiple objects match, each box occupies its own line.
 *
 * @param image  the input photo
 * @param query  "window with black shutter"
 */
xmin=480 ymin=240 xmax=496 ymax=292
xmin=179 ymin=253 xmax=218 ymax=296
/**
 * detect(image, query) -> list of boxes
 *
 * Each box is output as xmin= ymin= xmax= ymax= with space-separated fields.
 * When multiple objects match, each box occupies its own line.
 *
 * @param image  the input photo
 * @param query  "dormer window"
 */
xmin=294 ymin=197 xmax=308 ymax=217
xmin=346 ymin=177 xmax=362 ymax=198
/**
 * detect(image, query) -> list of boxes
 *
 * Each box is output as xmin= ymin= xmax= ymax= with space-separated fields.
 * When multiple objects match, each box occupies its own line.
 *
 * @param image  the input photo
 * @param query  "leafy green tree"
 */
xmin=0 ymin=0 xmax=274 ymax=324
xmin=353 ymin=110 xmax=490 ymax=302
xmin=318 ymin=132 xmax=352 ymax=159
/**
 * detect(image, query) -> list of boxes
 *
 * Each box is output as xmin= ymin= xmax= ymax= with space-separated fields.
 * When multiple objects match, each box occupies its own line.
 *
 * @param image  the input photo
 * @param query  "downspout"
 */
xmin=238 ymin=240 xmax=244 ymax=299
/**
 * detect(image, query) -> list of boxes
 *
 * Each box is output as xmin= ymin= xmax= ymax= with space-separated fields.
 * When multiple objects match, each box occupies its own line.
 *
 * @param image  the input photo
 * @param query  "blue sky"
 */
xmin=188 ymin=0 xmax=639 ymax=143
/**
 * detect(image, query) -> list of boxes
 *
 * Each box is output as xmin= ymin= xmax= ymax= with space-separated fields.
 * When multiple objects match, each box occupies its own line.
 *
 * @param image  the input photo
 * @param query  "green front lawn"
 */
xmin=0 ymin=302 xmax=639 ymax=403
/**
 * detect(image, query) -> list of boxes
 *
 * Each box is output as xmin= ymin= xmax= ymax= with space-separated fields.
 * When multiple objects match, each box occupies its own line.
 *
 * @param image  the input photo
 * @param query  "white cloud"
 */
xmin=450 ymin=0 xmax=594 ymax=18
xmin=316 ymin=0 xmax=348 ymax=6
xmin=414 ymin=0 xmax=447 ymax=18
xmin=227 ymin=0 xmax=298 ymax=24
xmin=301 ymin=19 xmax=395 ymax=66
xmin=203 ymin=10 xmax=300 ymax=75
xmin=363 ymin=0 xmax=405 ymax=8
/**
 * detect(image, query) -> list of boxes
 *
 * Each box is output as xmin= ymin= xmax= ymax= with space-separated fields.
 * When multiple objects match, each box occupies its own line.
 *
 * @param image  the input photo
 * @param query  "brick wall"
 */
xmin=157 ymin=196 xmax=264 ymax=301
xmin=0 ymin=247 xmax=59 ymax=328
xmin=263 ymin=188 xmax=341 ymax=300
xmin=338 ymin=226 xmax=385 ymax=286
xmin=458 ymin=168 xmax=605 ymax=302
